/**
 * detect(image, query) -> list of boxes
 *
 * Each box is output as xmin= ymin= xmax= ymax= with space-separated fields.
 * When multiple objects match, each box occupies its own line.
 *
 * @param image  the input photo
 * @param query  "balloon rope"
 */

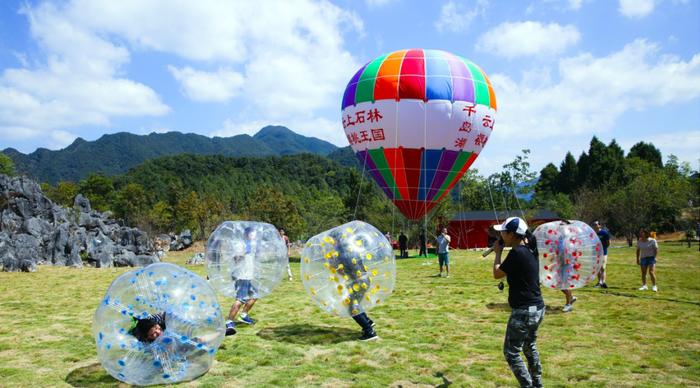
xmin=509 ymin=179 xmax=526 ymax=219
xmin=487 ymin=177 xmax=500 ymax=224
xmin=353 ymin=149 xmax=368 ymax=220
xmin=391 ymin=99 xmax=399 ymax=238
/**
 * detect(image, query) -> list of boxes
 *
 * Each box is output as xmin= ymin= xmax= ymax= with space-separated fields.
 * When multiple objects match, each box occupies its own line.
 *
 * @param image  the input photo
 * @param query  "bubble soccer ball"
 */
xmin=205 ymin=221 xmax=288 ymax=300
xmin=93 ymin=263 xmax=224 ymax=386
xmin=534 ymin=220 xmax=603 ymax=290
xmin=300 ymin=220 xmax=396 ymax=318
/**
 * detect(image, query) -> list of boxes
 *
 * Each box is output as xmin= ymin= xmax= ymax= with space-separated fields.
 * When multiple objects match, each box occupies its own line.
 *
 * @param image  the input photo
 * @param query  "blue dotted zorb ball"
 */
xmin=300 ymin=220 xmax=396 ymax=318
xmin=93 ymin=263 xmax=225 ymax=386
xmin=205 ymin=221 xmax=288 ymax=299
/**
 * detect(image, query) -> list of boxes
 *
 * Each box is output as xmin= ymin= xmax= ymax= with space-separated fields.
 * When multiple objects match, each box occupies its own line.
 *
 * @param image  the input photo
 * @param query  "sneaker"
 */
xmin=593 ymin=283 xmax=601 ymax=288
xmin=288 ymin=276 xmax=293 ymax=281
xmin=562 ymin=304 xmax=573 ymax=312
xmin=359 ymin=331 xmax=379 ymax=341
xmin=639 ymin=284 xmax=648 ymax=291
xmin=238 ymin=315 xmax=256 ymax=325
xmin=225 ymin=320 xmax=236 ymax=336
xmin=445 ymin=274 xmax=450 ymax=278
xmin=571 ymin=296 xmax=578 ymax=304
xmin=652 ymin=285 xmax=657 ymax=292
xmin=601 ymin=282 xmax=608 ymax=289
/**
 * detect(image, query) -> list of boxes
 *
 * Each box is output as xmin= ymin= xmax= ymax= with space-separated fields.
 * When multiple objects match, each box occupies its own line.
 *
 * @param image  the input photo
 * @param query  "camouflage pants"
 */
xmin=504 ymin=306 xmax=545 ymax=388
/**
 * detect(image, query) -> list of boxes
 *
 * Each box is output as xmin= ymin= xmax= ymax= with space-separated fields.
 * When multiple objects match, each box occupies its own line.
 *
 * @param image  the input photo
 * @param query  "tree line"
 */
xmin=456 ymin=138 xmax=698 ymax=245
xmin=3 ymin=137 xmax=697 ymax=245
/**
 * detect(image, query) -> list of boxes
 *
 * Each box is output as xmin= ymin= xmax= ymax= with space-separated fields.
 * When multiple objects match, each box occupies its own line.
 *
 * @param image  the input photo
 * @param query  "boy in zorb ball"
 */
xmin=301 ymin=221 xmax=396 ymax=341
xmin=205 ymin=221 xmax=288 ymax=334
xmin=93 ymin=263 xmax=225 ymax=386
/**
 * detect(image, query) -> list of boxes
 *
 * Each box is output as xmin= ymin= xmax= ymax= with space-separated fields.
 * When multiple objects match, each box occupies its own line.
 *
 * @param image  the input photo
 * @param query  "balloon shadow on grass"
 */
xmin=257 ymin=324 xmax=358 ymax=345
xmin=65 ymin=362 xmax=121 ymax=387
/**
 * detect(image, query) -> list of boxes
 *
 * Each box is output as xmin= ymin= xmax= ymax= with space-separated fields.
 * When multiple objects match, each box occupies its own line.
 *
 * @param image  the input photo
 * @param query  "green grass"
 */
xmin=0 ymin=243 xmax=698 ymax=387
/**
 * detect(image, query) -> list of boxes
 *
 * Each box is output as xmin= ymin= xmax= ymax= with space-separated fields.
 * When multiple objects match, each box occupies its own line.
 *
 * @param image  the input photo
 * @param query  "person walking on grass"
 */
xmin=593 ymin=221 xmax=610 ymax=289
xmin=418 ymin=231 xmax=428 ymax=258
xmin=398 ymin=231 xmax=408 ymax=258
xmin=225 ymin=227 xmax=259 ymax=334
xmin=279 ymin=228 xmax=293 ymax=281
xmin=436 ymin=227 xmax=451 ymax=277
xmin=492 ymin=217 xmax=545 ymax=388
xmin=637 ymin=228 xmax=658 ymax=292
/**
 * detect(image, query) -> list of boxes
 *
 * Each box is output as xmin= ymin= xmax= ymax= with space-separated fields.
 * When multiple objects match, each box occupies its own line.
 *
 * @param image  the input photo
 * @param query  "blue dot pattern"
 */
xmin=93 ymin=263 xmax=225 ymax=385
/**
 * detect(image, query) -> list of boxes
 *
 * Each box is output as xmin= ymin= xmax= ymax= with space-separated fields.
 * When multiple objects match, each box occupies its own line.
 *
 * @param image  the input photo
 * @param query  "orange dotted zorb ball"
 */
xmin=534 ymin=220 xmax=603 ymax=290
xmin=300 ymin=221 xmax=396 ymax=318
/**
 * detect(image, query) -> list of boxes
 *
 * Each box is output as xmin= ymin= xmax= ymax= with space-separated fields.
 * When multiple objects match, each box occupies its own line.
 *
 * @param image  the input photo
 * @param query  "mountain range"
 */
xmin=3 ymin=126 xmax=346 ymax=184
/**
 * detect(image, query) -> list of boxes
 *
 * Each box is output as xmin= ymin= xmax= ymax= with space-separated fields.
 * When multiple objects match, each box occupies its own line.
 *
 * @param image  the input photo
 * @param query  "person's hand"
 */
xmin=494 ymin=238 xmax=503 ymax=254
xmin=636 ymin=258 xmax=640 ymax=266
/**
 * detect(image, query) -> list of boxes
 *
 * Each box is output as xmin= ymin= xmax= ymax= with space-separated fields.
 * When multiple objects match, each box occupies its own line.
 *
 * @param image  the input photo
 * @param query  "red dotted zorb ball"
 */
xmin=534 ymin=220 xmax=603 ymax=290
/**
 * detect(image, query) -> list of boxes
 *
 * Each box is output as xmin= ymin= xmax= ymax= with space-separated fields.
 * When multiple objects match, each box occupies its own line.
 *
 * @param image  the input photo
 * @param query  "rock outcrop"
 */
xmin=0 ymin=174 xmax=158 ymax=271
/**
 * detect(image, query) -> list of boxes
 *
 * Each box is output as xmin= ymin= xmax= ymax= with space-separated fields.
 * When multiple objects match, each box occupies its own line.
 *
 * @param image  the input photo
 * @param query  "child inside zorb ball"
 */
xmin=93 ymin=263 xmax=225 ymax=386
xmin=301 ymin=220 xmax=396 ymax=341
xmin=205 ymin=221 xmax=288 ymax=333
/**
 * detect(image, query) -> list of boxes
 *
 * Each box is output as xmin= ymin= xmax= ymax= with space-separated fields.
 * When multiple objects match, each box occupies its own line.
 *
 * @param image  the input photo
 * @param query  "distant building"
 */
xmin=447 ymin=210 xmax=559 ymax=249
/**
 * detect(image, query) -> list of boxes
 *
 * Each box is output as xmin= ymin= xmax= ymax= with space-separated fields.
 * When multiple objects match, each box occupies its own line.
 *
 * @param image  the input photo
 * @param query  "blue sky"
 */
xmin=0 ymin=0 xmax=698 ymax=176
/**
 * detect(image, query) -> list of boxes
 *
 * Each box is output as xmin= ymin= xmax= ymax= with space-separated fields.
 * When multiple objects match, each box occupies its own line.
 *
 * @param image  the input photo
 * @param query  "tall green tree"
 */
xmin=535 ymin=163 xmax=559 ymax=197
xmin=0 ymin=154 xmax=15 ymax=176
xmin=79 ymin=174 xmax=115 ymax=211
xmin=113 ymin=183 xmax=148 ymax=226
xmin=458 ymin=169 xmax=491 ymax=211
xmin=149 ymin=201 xmax=174 ymax=233
xmin=246 ymin=185 xmax=306 ymax=239
xmin=557 ymin=153 xmax=578 ymax=194
xmin=628 ymin=142 xmax=663 ymax=168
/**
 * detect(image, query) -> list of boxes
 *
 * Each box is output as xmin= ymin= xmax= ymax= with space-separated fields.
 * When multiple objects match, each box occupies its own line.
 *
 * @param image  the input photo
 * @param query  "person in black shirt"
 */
xmin=492 ymin=217 xmax=545 ymax=388
xmin=398 ymin=232 xmax=408 ymax=258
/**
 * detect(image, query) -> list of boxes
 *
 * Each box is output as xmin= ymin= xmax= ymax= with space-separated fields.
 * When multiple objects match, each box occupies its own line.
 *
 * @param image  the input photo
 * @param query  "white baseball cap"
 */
xmin=493 ymin=217 xmax=528 ymax=236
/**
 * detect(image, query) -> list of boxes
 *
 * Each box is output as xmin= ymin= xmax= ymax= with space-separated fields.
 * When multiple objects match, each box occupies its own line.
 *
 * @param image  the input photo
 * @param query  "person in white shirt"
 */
xmin=436 ymin=228 xmax=451 ymax=278
xmin=636 ymin=228 xmax=659 ymax=292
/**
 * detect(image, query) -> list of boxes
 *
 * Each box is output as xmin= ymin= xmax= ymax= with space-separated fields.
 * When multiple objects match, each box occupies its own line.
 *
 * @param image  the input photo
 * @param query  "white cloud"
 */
xmin=168 ymin=66 xmax=244 ymax=102
xmin=619 ymin=0 xmax=655 ymax=18
xmin=491 ymin=39 xmax=700 ymax=142
xmin=365 ymin=0 xmax=397 ymax=7
xmin=568 ymin=0 xmax=584 ymax=10
xmin=0 ymin=2 xmax=169 ymax=147
xmin=2 ymin=0 xmax=362 ymax=150
xmin=435 ymin=0 xmax=489 ymax=33
xmin=49 ymin=130 xmax=77 ymax=149
xmin=476 ymin=21 xmax=580 ymax=58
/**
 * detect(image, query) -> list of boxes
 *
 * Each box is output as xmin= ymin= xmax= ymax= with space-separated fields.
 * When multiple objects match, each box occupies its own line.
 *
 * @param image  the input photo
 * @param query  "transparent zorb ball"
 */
xmin=300 ymin=220 xmax=396 ymax=318
xmin=534 ymin=220 xmax=603 ymax=290
xmin=205 ymin=221 xmax=288 ymax=299
xmin=93 ymin=263 xmax=224 ymax=386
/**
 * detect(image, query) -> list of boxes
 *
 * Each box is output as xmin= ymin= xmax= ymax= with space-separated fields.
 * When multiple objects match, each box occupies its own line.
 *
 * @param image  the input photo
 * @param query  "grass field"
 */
xmin=0 ymin=242 xmax=698 ymax=387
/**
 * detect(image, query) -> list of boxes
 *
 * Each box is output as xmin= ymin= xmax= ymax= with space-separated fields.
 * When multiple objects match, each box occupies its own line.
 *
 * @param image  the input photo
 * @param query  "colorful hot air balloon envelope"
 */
xmin=341 ymin=49 xmax=497 ymax=220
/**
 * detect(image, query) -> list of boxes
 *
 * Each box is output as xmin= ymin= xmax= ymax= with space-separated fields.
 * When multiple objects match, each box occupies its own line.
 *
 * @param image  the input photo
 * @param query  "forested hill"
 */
xmin=2 ymin=126 xmax=338 ymax=184
xmin=104 ymin=153 xmax=392 ymax=240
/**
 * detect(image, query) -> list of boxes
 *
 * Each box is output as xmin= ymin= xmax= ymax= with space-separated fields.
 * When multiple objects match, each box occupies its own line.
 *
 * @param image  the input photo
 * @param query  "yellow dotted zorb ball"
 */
xmin=300 ymin=220 xmax=396 ymax=318
xmin=205 ymin=221 xmax=288 ymax=299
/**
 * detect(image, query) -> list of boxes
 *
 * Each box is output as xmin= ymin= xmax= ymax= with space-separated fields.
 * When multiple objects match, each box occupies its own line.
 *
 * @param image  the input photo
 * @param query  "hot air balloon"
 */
xmin=341 ymin=49 xmax=496 ymax=220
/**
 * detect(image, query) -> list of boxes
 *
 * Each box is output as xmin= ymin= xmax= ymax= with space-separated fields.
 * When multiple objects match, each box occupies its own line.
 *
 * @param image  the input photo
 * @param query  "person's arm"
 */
xmin=446 ymin=234 xmax=451 ymax=242
xmin=652 ymin=239 xmax=658 ymax=257
xmin=492 ymin=239 xmax=507 ymax=279
xmin=636 ymin=243 xmax=640 ymax=265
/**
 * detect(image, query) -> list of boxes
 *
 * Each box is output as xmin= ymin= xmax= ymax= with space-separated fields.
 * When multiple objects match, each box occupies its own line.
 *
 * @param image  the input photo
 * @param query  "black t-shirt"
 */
xmin=499 ymin=245 xmax=544 ymax=309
